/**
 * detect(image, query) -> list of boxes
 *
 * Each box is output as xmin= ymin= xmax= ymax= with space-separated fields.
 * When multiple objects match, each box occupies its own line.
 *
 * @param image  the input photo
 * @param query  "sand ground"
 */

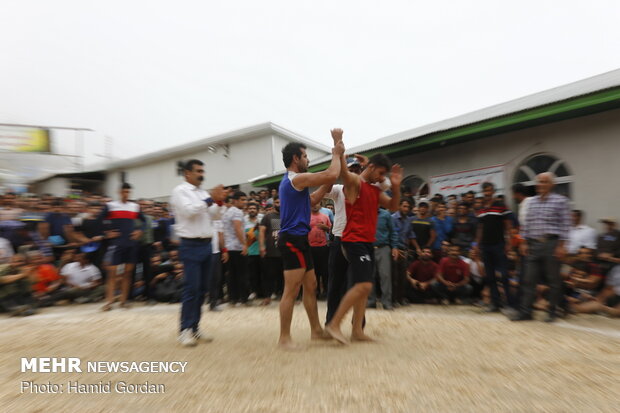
xmin=1 ymin=301 xmax=619 ymax=413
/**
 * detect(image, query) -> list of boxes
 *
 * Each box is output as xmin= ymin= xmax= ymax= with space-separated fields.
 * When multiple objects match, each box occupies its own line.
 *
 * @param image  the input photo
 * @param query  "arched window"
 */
xmin=402 ymin=175 xmax=429 ymax=198
xmin=513 ymin=154 xmax=573 ymax=198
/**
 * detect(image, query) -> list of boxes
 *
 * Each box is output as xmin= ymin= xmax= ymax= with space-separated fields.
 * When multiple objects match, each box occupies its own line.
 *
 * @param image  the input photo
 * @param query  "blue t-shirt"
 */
xmin=45 ymin=212 xmax=72 ymax=238
xmin=279 ymin=171 xmax=310 ymax=236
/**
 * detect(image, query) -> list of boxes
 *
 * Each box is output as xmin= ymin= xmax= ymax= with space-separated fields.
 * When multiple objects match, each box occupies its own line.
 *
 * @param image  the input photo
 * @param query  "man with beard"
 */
xmin=277 ymin=130 xmax=344 ymax=350
xmin=405 ymin=247 xmax=438 ymax=303
xmin=325 ymin=151 xmax=402 ymax=345
xmin=244 ymin=202 xmax=262 ymax=301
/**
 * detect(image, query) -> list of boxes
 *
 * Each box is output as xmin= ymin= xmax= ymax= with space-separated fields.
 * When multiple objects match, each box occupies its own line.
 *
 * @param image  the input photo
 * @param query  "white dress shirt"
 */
xmin=567 ymin=224 xmax=598 ymax=254
xmin=170 ymin=181 xmax=221 ymax=239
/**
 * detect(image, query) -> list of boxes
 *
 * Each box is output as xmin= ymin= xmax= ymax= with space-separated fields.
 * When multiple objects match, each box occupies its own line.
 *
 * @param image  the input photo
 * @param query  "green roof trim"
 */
xmin=253 ymin=86 xmax=620 ymax=187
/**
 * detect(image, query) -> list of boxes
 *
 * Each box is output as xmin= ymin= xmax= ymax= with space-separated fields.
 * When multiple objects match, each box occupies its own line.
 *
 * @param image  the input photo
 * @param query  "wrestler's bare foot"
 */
xmin=278 ymin=337 xmax=303 ymax=351
xmin=351 ymin=332 xmax=376 ymax=342
xmin=311 ymin=328 xmax=332 ymax=341
xmin=325 ymin=324 xmax=349 ymax=345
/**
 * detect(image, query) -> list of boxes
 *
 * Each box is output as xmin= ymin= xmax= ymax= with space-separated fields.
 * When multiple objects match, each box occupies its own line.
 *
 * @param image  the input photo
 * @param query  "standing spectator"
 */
xmin=432 ymin=245 xmax=473 ymax=303
xmin=431 ymin=202 xmax=453 ymax=261
xmin=368 ymin=207 xmax=398 ymax=310
xmin=170 ymin=159 xmax=227 ymax=346
xmin=208 ymin=215 xmax=226 ymax=311
xmin=512 ymin=183 xmax=532 ymax=228
xmin=223 ymin=191 xmax=249 ymax=305
xmin=41 ymin=199 xmax=77 ymax=257
xmin=244 ymin=202 xmax=262 ymax=300
xmin=259 ymin=196 xmax=282 ymax=304
xmin=134 ymin=199 xmax=155 ymax=302
xmin=308 ymin=204 xmax=331 ymax=299
xmin=411 ymin=199 xmax=436 ymax=257
xmin=567 ymin=210 xmax=597 ymax=256
xmin=595 ymin=217 xmax=620 ymax=275
xmin=405 ymin=247 xmax=438 ymax=303
xmin=451 ymin=202 xmax=477 ymax=253
xmin=474 ymin=182 xmax=516 ymax=313
xmin=392 ymin=199 xmax=417 ymax=307
xmin=513 ymin=172 xmax=571 ymax=322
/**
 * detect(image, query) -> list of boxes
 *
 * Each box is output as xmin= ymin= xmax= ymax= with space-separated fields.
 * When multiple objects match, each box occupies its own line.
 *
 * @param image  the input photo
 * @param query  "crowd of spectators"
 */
xmin=1 ymin=182 xmax=618 ymax=320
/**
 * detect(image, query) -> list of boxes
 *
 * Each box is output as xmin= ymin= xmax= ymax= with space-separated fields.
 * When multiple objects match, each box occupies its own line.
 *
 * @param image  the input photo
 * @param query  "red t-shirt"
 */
xmin=308 ymin=212 xmax=331 ymax=247
xmin=33 ymin=264 xmax=61 ymax=293
xmin=343 ymin=180 xmax=380 ymax=243
xmin=439 ymin=257 xmax=469 ymax=283
xmin=407 ymin=260 xmax=438 ymax=282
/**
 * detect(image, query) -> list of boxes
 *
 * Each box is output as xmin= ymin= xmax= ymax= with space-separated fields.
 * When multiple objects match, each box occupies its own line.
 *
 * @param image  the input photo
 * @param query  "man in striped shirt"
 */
xmin=513 ymin=172 xmax=571 ymax=322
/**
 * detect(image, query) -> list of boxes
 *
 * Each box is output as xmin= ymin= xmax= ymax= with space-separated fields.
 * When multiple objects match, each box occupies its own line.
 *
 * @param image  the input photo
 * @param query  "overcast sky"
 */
xmin=2 ymin=0 xmax=620 ymax=168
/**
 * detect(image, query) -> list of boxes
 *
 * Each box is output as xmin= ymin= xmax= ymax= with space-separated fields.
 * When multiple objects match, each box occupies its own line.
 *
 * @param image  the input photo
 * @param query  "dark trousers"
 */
xmin=481 ymin=243 xmax=517 ymax=308
xmin=262 ymin=256 xmax=282 ymax=298
xmin=246 ymin=255 xmax=262 ymax=297
xmin=209 ymin=253 xmax=223 ymax=308
xmin=520 ymin=239 xmax=562 ymax=316
xmin=432 ymin=282 xmax=473 ymax=301
xmin=326 ymin=237 xmax=348 ymax=324
xmin=404 ymin=282 xmax=436 ymax=303
xmin=391 ymin=251 xmax=408 ymax=304
xmin=179 ymin=239 xmax=212 ymax=332
xmin=227 ymin=251 xmax=248 ymax=303
xmin=131 ymin=243 xmax=152 ymax=299
xmin=311 ymin=246 xmax=330 ymax=296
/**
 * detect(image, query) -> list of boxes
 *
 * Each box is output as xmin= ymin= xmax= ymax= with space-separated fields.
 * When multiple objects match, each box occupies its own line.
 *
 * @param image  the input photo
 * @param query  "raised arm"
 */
xmin=291 ymin=129 xmax=345 ymax=189
xmin=378 ymin=164 xmax=403 ymax=212
xmin=310 ymin=184 xmax=333 ymax=207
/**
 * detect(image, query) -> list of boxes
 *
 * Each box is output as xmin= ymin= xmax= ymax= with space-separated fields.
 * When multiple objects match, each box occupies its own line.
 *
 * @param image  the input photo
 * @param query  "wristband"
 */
xmin=222 ymin=248 xmax=228 ymax=253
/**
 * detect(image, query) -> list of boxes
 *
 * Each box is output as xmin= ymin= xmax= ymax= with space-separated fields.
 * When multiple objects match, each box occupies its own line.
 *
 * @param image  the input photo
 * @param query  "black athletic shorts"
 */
xmin=107 ymin=244 xmax=139 ymax=265
xmin=278 ymin=232 xmax=314 ymax=271
xmin=342 ymin=242 xmax=375 ymax=284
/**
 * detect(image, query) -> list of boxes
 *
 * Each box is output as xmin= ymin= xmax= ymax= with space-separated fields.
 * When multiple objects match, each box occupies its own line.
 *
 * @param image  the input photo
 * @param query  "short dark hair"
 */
xmin=399 ymin=198 xmax=412 ymax=206
xmin=457 ymin=202 xmax=469 ymax=208
xmin=572 ymin=209 xmax=584 ymax=219
xmin=368 ymin=153 xmax=391 ymax=170
xmin=121 ymin=182 xmax=132 ymax=190
xmin=247 ymin=202 xmax=259 ymax=209
xmin=481 ymin=182 xmax=494 ymax=191
xmin=184 ymin=159 xmax=204 ymax=172
xmin=231 ymin=191 xmax=247 ymax=200
xmin=512 ymin=183 xmax=528 ymax=195
xmin=282 ymin=143 xmax=307 ymax=168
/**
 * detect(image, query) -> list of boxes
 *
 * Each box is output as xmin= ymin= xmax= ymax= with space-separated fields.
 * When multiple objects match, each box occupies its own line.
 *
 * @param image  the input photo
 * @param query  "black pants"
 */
xmin=392 ymin=252 xmax=408 ymax=304
xmin=131 ymin=243 xmax=152 ymax=299
xmin=227 ymin=251 xmax=248 ymax=303
xmin=311 ymin=246 xmax=329 ymax=296
xmin=520 ymin=239 xmax=562 ymax=316
xmin=209 ymin=253 xmax=223 ymax=308
xmin=262 ymin=256 xmax=282 ymax=298
xmin=246 ymin=255 xmax=262 ymax=297
xmin=326 ymin=237 xmax=348 ymax=324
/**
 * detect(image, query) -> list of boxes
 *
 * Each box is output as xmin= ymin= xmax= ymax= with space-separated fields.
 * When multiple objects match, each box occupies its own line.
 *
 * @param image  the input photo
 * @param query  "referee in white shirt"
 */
xmin=170 ymin=159 xmax=227 ymax=347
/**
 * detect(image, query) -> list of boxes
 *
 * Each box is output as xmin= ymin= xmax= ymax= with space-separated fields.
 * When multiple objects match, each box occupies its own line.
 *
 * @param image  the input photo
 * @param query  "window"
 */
xmin=402 ymin=175 xmax=429 ymax=198
xmin=513 ymin=154 xmax=572 ymax=198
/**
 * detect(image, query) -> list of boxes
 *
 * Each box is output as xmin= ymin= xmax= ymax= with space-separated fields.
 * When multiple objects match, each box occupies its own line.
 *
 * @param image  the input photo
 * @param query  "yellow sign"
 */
xmin=0 ymin=126 xmax=51 ymax=153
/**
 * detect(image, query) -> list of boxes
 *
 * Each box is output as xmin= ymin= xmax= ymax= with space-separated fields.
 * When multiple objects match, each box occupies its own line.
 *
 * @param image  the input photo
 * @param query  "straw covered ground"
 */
xmin=1 ymin=302 xmax=619 ymax=413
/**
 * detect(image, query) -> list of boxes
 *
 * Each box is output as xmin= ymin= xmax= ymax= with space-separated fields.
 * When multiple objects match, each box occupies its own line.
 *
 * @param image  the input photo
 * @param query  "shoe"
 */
xmin=193 ymin=330 xmax=215 ymax=343
xmin=501 ymin=307 xmax=519 ymax=319
xmin=483 ymin=305 xmax=501 ymax=313
xmin=8 ymin=305 xmax=29 ymax=316
xmin=544 ymin=313 xmax=557 ymax=323
xmin=21 ymin=307 xmax=37 ymax=316
xmin=383 ymin=305 xmax=394 ymax=311
xmin=209 ymin=305 xmax=223 ymax=312
xmin=178 ymin=329 xmax=197 ymax=347
xmin=510 ymin=312 xmax=533 ymax=321
xmin=366 ymin=302 xmax=377 ymax=309
xmin=248 ymin=292 xmax=257 ymax=300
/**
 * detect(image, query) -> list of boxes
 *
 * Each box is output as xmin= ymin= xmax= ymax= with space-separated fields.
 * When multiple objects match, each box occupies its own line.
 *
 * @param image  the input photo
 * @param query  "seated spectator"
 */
xmin=596 ymin=217 xmax=620 ymax=275
xmin=567 ymin=210 xmax=597 ymax=256
xmin=59 ymin=251 xmax=104 ymax=303
xmin=573 ymin=264 xmax=620 ymax=317
xmin=0 ymin=254 xmax=37 ymax=316
xmin=432 ymin=245 xmax=473 ymax=303
xmin=405 ymin=248 xmax=438 ymax=303
xmin=462 ymin=247 xmax=485 ymax=303
xmin=564 ymin=247 xmax=604 ymax=305
xmin=150 ymin=257 xmax=183 ymax=303
xmin=0 ymin=235 xmax=14 ymax=264
xmin=28 ymin=250 xmax=63 ymax=307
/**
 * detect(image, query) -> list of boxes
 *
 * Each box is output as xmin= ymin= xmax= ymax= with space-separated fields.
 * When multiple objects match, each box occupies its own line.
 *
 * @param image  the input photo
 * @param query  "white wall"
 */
xmin=391 ymin=108 xmax=620 ymax=228
xmin=33 ymin=177 xmax=70 ymax=196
